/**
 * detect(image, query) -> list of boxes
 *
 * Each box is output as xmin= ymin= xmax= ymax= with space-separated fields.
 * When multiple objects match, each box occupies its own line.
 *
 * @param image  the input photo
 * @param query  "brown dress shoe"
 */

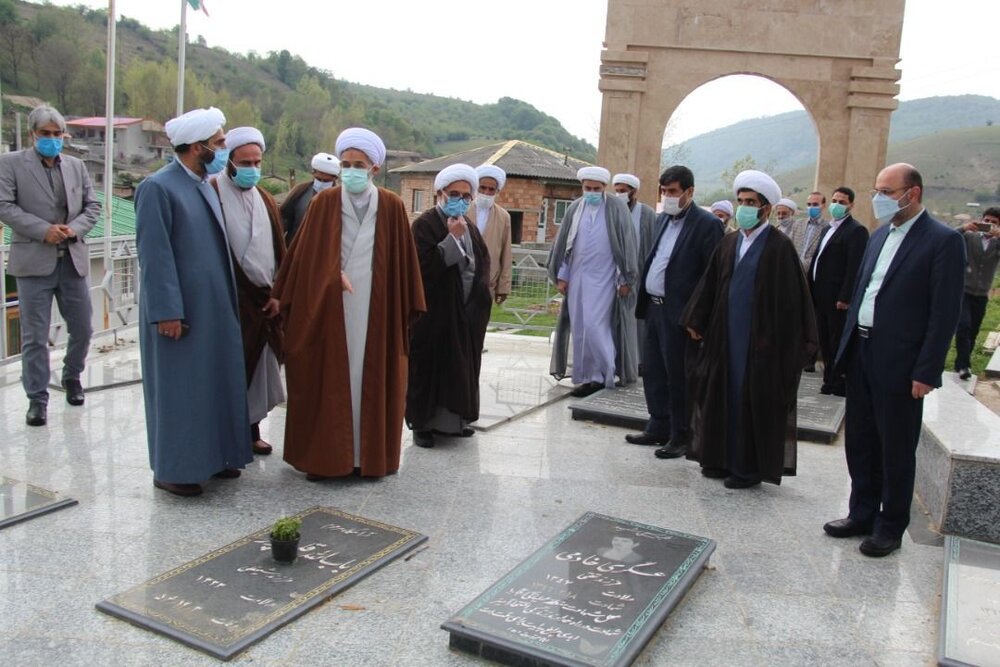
xmin=153 ymin=479 xmax=203 ymax=497
xmin=212 ymin=468 xmax=242 ymax=479
xmin=252 ymin=440 xmax=273 ymax=455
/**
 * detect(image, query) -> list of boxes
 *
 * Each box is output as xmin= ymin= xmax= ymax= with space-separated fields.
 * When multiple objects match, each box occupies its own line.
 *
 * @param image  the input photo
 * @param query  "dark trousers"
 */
xmin=815 ymin=301 xmax=848 ymax=393
xmin=845 ymin=336 xmax=924 ymax=539
xmin=954 ymin=292 xmax=988 ymax=371
xmin=641 ymin=302 xmax=690 ymax=443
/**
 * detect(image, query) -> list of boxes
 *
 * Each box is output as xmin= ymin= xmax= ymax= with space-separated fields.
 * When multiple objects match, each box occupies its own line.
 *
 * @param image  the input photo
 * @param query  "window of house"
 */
xmin=411 ymin=189 xmax=425 ymax=213
xmin=554 ymin=199 xmax=573 ymax=225
xmin=114 ymin=257 xmax=137 ymax=305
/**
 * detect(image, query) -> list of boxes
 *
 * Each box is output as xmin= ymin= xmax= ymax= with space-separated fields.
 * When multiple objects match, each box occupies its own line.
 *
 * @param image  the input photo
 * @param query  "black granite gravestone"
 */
xmin=569 ymin=375 xmax=845 ymax=443
xmin=97 ymin=507 xmax=426 ymax=661
xmin=0 ymin=476 xmax=78 ymax=530
xmin=939 ymin=535 xmax=1000 ymax=667
xmin=443 ymin=512 xmax=715 ymax=667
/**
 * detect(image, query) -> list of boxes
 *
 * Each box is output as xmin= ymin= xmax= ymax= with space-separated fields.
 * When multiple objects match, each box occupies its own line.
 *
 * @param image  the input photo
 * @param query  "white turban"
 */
xmin=165 ymin=107 xmax=226 ymax=147
xmin=335 ymin=127 xmax=386 ymax=167
xmin=776 ymin=197 xmax=798 ymax=213
xmin=732 ymin=170 xmax=782 ymax=207
xmin=577 ymin=166 xmax=611 ymax=184
xmin=710 ymin=200 xmax=734 ymax=217
xmin=476 ymin=164 xmax=506 ymax=190
xmin=612 ymin=173 xmax=640 ymax=190
xmin=225 ymin=126 xmax=265 ymax=153
xmin=434 ymin=163 xmax=478 ymax=192
xmin=311 ymin=152 xmax=340 ymax=176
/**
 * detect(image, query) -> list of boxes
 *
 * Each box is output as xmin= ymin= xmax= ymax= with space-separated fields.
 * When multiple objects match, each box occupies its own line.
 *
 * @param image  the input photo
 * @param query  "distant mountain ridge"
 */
xmin=663 ymin=95 xmax=1000 ymax=193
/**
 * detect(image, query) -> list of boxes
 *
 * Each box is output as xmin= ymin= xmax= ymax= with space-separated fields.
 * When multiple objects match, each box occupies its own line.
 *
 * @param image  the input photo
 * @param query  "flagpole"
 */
xmin=103 ymin=0 xmax=116 ymax=279
xmin=176 ymin=0 xmax=186 ymax=116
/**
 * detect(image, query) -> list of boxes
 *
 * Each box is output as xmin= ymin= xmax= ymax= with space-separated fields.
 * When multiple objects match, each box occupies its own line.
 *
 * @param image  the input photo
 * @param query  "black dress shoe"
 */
xmin=723 ymin=475 xmax=761 ymax=489
xmin=654 ymin=442 xmax=688 ymax=459
xmin=212 ymin=468 xmax=241 ymax=479
xmin=153 ymin=479 xmax=203 ymax=497
xmin=803 ymin=365 xmax=816 ymax=373
xmin=701 ymin=467 xmax=728 ymax=479
xmin=859 ymin=534 xmax=902 ymax=557
xmin=820 ymin=384 xmax=833 ymax=395
xmin=569 ymin=382 xmax=603 ymax=398
xmin=625 ymin=432 xmax=669 ymax=446
xmin=413 ymin=430 xmax=434 ymax=448
xmin=434 ymin=427 xmax=476 ymax=438
xmin=26 ymin=401 xmax=47 ymax=426
xmin=959 ymin=368 xmax=972 ymax=380
xmin=306 ymin=473 xmax=331 ymax=482
xmin=63 ymin=378 xmax=85 ymax=406
xmin=823 ymin=517 xmax=874 ymax=538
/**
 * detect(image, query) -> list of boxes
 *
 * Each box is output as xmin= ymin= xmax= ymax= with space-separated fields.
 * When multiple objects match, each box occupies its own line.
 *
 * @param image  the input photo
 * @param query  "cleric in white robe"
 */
xmin=135 ymin=107 xmax=253 ymax=497
xmin=548 ymin=166 xmax=639 ymax=397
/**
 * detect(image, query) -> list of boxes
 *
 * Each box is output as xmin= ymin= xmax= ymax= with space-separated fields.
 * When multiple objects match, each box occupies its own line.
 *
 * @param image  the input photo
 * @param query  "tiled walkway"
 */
xmin=0 ymin=332 xmax=941 ymax=666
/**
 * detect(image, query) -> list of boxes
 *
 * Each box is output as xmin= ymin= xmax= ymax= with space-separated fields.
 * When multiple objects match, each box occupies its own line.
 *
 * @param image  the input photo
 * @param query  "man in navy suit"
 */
xmin=626 ymin=165 xmax=724 ymax=459
xmin=808 ymin=186 xmax=869 ymax=396
xmin=824 ymin=163 xmax=965 ymax=557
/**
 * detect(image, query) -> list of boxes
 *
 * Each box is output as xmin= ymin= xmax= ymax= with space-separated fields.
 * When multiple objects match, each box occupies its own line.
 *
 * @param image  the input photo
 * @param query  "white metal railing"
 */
xmin=0 ymin=236 xmax=140 ymax=365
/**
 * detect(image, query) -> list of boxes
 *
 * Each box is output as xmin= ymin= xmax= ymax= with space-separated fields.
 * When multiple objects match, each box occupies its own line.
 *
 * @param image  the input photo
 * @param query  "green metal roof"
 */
xmin=1 ymin=190 xmax=136 ymax=245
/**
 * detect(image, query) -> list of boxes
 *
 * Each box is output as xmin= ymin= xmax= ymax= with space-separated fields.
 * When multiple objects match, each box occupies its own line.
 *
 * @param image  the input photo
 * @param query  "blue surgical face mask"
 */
xmin=440 ymin=196 xmax=470 ymax=218
xmin=807 ymin=205 xmax=822 ymax=219
xmin=583 ymin=192 xmax=604 ymax=206
xmin=202 ymin=145 xmax=229 ymax=175
xmin=871 ymin=190 xmax=908 ymax=224
xmin=231 ymin=165 xmax=261 ymax=189
xmin=735 ymin=205 xmax=761 ymax=229
xmin=341 ymin=167 xmax=370 ymax=194
xmin=313 ymin=178 xmax=334 ymax=193
xmin=35 ymin=136 xmax=63 ymax=158
xmin=828 ymin=202 xmax=848 ymax=220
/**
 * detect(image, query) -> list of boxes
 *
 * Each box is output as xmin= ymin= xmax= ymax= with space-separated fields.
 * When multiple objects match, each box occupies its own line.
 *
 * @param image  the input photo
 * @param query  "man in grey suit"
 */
xmin=0 ymin=105 xmax=100 ymax=426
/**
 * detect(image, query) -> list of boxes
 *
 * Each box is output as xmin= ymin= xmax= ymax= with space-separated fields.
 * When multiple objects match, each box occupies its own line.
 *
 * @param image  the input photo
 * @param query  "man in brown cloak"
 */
xmin=272 ymin=128 xmax=425 ymax=480
xmin=682 ymin=170 xmax=817 ymax=489
xmin=406 ymin=163 xmax=493 ymax=448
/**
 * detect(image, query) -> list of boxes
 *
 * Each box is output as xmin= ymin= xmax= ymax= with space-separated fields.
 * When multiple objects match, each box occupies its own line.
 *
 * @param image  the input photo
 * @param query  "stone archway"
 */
xmin=597 ymin=0 xmax=905 ymax=226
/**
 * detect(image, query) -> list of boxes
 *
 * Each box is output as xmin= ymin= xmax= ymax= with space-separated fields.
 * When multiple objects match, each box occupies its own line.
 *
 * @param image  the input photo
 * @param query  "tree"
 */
xmin=0 ymin=4 xmax=28 ymax=88
xmin=121 ymin=60 xmax=207 ymax=122
xmin=721 ymin=155 xmax=759 ymax=193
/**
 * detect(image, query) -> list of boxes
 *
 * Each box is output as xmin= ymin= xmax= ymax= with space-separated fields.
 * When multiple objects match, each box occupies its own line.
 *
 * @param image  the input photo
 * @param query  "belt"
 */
xmin=56 ymin=248 xmax=67 ymax=258
xmin=857 ymin=325 xmax=871 ymax=339
xmin=649 ymin=295 xmax=665 ymax=305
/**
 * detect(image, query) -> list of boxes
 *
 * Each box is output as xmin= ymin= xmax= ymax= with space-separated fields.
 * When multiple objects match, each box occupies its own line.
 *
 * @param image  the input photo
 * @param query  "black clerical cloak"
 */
xmin=406 ymin=208 xmax=493 ymax=427
xmin=681 ymin=227 xmax=818 ymax=484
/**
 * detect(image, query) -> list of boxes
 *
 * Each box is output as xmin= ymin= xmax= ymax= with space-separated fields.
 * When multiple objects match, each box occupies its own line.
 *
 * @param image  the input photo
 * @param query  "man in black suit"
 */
xmin=824 ymin=163 xmax=965 ymax=557
xmin=625 ymin=165 xmax=724 ymax=459
xmin=808 ymin=186 xmax=869 ymax=396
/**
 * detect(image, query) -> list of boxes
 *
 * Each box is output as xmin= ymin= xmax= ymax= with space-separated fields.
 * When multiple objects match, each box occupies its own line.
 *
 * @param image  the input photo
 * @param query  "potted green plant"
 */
xmin=270 ymin=516 xmax=302 ymax=563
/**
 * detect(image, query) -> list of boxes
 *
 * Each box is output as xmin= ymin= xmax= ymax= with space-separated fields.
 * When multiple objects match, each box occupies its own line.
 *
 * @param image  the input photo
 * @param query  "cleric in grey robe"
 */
xmin=613 ymin=172 xmax=656 ymax=368
xmin=135 ymin=107 xmax=253 ymax=497
xmin=549 ymin=166 xmax=639 ymax=397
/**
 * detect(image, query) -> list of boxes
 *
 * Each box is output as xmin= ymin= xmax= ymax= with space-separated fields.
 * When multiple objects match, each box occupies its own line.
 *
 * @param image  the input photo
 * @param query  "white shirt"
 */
xmin=737 ymin=222 xmax=770 ymax=262
xmin=857 ymin=209 xmax=923 ymax=327
xmin=812 ymin=216 xmax=847 ymax=281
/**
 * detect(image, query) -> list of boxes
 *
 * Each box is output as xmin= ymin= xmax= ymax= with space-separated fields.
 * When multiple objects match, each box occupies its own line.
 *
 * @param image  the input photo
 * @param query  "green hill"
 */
xmin=664 ymin=95 xmax=1000 ymax=194
xmin=774 ymin=125 xmax=1000 ymax=215
xmin=0 ymin=0 xmax=595 ymax=183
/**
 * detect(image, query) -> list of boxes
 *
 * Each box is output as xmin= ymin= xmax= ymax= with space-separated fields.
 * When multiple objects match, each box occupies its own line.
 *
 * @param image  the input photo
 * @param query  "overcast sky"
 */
xmin=39 ymin=0 xmax=1000 ymax=147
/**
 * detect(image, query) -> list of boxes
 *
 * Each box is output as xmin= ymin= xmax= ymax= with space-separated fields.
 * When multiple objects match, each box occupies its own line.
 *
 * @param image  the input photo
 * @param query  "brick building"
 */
xmin=391 ymin=140 xmax=594 ymax=246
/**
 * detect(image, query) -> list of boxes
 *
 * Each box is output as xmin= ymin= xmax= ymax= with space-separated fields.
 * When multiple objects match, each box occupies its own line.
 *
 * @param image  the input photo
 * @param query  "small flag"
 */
xmin=186 ymin=0 xmax=209 ymax=16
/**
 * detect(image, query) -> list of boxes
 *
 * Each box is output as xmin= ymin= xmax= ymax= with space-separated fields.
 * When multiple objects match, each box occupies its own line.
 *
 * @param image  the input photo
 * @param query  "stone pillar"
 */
xmin=843 ymin=60 xmax=901 ymax=228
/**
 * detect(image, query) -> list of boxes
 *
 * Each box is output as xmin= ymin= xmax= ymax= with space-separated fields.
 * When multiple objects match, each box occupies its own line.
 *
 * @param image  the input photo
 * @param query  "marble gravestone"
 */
xmin=97 ymin=507 xmax=426 ymax=661
xmin=443 ymin=512 xmax=715 ymax=667
xmin=939 ymin=536 xmax=1000 ymax=667
xmin=569 ymin=374 xmax=844 ymax=443
xmin=0 ymin=476 xmax=78 ymax=530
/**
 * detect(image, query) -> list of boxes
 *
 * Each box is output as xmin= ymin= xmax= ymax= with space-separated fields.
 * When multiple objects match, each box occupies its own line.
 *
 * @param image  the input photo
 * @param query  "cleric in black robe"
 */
xmin=681 ymin=170 xmax=818 ymax=489
xmin=406 ymin=164 xmax=493 ymax=449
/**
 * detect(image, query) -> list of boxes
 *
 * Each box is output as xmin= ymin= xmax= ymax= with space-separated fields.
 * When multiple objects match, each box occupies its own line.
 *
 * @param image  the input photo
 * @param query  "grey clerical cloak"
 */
xmin=135 ymin=160 xmax=252 ymax=483
xmin=548 ymin=194 xmax=639 ymax=385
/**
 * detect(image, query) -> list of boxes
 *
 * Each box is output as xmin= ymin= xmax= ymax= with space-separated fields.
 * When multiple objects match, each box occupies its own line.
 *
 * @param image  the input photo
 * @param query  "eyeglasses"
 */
xmin=871 ymin=186 xmax=910 ymax=197
xmin=445 ymin=191 xmax=473 ymax=203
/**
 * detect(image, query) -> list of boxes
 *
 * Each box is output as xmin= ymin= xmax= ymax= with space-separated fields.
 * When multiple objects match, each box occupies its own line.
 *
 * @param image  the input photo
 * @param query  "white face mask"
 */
xmin=476 ymin=193 xmax=495 ymax=209
xmin=660 ymin=196 xmax=682 ymax=216
xmin=614 ymin=191 xmax=630 ymax=201
xmin=313 ymin=178 xmax=334 ymax=193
